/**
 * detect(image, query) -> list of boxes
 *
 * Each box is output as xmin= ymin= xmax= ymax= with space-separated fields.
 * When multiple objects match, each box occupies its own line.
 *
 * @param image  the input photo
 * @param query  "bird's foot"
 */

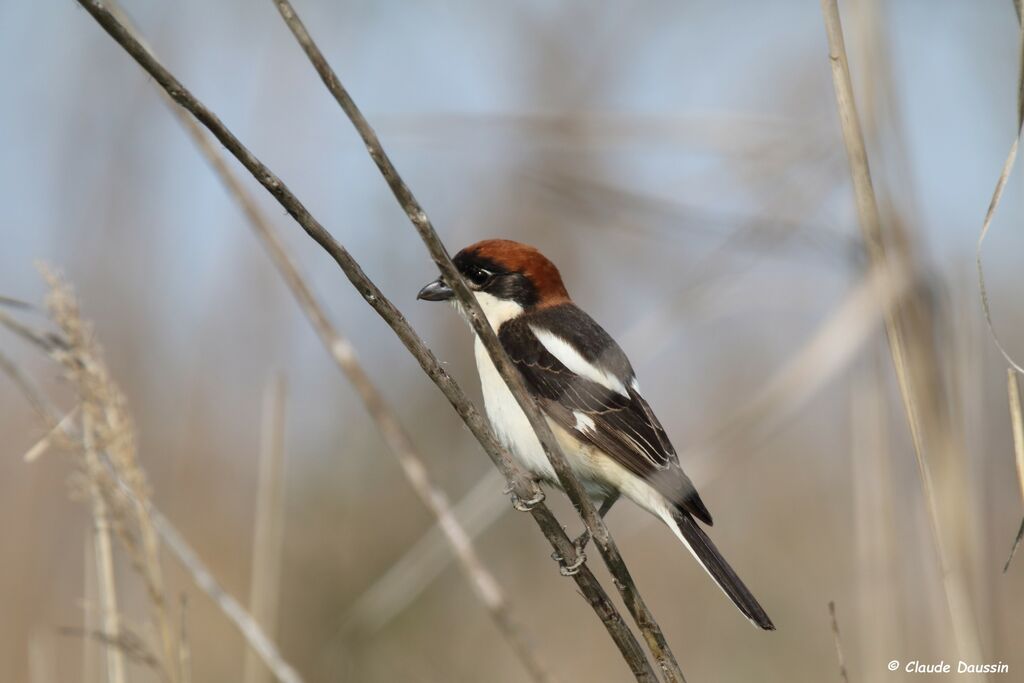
xmin=572 ymin=528 xmax=592 ymax=554
xmin=508 ymin=487 xmax=545 ymax=512
xmin=551 ymin=526 xmax=592 ymax=576
xmin=551 ymin=544 xmax=586 ymax=576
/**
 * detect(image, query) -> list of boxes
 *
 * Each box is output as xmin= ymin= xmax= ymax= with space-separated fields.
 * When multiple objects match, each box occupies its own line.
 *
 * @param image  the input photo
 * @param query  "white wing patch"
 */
xmin=530 ymin=325 xmax=630 ymax=396
xmin=573 ymin=410 xmax=596 ymax=433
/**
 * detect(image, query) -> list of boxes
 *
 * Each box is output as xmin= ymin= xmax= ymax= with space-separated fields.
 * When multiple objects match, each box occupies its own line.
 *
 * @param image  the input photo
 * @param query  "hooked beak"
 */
xmin=417 ymin=277 xmax=454 ymax=302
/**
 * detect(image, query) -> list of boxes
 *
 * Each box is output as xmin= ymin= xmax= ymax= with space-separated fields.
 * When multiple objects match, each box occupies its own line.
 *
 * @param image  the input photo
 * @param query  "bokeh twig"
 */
xmin=243 ymin=375 xmax=289 ymax=683
xmin=827 ymin=602 xmax=850 ymax=683
xmin=821 ymin=0 xmax=986 ymax=667
xmin=1004 ymin=370 xmax=1024 ymax=571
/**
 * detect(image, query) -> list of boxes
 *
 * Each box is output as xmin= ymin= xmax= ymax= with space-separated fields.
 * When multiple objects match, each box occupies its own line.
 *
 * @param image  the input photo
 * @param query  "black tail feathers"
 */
xmin=672 ymin=511 xmax=774 ymax=630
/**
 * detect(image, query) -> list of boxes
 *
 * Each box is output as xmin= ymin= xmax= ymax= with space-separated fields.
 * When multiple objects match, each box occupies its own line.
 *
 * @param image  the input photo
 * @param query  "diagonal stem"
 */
xmin=70 ymin=2 xmax=658 ymax=680
xmin=820 ymin=0 xmax=987 ymax=669
xmin=270 ymin=2 xmax=686 ymax=679
xmin=100 ymin=3 xmax=553 ymax=680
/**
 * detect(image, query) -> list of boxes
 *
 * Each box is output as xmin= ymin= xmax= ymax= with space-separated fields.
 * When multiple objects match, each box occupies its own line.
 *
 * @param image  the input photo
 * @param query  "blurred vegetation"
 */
xmin=2 ymin=1 xmax=1024 ymax=681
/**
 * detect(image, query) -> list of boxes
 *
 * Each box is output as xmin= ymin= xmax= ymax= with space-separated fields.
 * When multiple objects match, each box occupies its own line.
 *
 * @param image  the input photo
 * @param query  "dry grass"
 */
xmin=2 ymin=270 xmax=303 ymax=683
xmin=15 ymin=268 xmax=179 ymax=682
xmin=3 ymin=2 xmax=1024 ymax=682
xmin=821 ymin=0 xmax=987 ymax=667
xmin=1005 ymin=370 xmax=1024 ymax=572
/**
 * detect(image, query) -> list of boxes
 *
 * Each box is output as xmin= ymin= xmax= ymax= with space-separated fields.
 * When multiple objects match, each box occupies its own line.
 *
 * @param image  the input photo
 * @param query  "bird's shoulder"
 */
xmin=497 ymin=303 xmax=713 ymax=524
xmin=498 ymin=303 xmax=634 ymax=387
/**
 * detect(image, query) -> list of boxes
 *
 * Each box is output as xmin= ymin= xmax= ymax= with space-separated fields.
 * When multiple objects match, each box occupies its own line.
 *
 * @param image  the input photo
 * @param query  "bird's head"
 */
xmin=417 ymin=239 xmax=569 ymax=327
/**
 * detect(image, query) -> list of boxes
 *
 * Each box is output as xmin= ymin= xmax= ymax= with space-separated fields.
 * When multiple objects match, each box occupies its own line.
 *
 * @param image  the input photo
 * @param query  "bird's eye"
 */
xmin=466 ymin=266 xmax=493 ymax=287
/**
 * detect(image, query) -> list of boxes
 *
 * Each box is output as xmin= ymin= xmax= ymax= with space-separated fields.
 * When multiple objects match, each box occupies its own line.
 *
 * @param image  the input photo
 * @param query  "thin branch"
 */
xmin=975 ymin=5 xmax=1024 ymax=373
xmin=270 ymin=3 xmax=684 ymax=679
xmin=58 ymin=626 xmax=164 ymax=676
xmin=82 ymin=410 xmax=126 ymax=683
xmin=0 ymin=295 xmax=33 ymax=310
xmin=1017 ymin=4 xmax=1024 ymax=129
xmin=975 ymin=136 xmax=1023 ymax=376
xmin=0 ymin=347 xmax=54 ymax=420
xmin=179 ymin=595 xmax=192 ymax=683
xmin=100 ymin=4 xmax=552 ymax=680
xmin=244 ymin=374 xmax=289 ymax=683
xmin=979 ymin=0 xmax=1024 ymax=576
xmin=70 ymin=3 xmax=656 ymax=680
xmin=1005 ymin=370 xmax=1024 ymax=572
xmin=827 ymin=602 xmax=850 ymax=683
xmin=83 ymin=532 xmax=98 ymax=683
xmin=820 ymin=0 xmax=986 ymax=667
xmin=23 ymin=406 xmax=80 ymax=462
xmin=0 ymin=309 xmax=64 ymax=355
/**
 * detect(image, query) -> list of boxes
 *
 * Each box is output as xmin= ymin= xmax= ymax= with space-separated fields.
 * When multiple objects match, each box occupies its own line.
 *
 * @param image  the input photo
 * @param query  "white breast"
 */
xmin=474 ymin=335 xmax=662 ymax=508
xmin=474 ymin=336 xmax=557 ymax=483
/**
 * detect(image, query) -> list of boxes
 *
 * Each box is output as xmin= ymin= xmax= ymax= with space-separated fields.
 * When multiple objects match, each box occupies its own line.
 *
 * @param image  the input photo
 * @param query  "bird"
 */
xmin=417 ymin=238 xmax=774 ymax=630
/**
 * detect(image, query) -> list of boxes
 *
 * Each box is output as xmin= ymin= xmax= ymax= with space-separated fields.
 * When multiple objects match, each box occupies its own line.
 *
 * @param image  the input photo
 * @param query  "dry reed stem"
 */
xmin=850 ymin=352 xmax=901 ymax=683
xmin=42 ymin=268 xmax=180 ymax=683
xmin=244 ymin=375 xmax=289 ymax=683
xmin=179 ymin=596 xmax=192 ymax=683
xmin=828 ymin=602 xmax=850 ymax=683
xmin=28 ymin=629 xmax=57 ymax=683
xmin=95 ymin=3 xmax=557 ymax=679
xmin=975 ymin=137 xmax=1022 ymax=376
xmin=82 ymin=410 xmax=126 ymax=683
xmin=270 ymin=3 xmax=682 ymax=679
xmin=975 ymin=0 xmax=1024 ymax=577
xmin=0 ymin=343 xmax=53 ymax=420
xmin=58 ymin=627 xmax=164 ymax=674
xmin=71 ymin=3 xmax=658 ymax=680
xmin=974 ymin=2 xmax=1024 ymax=383
xmin=84 ymin=532 xmax=98 ymax=683
xmin=144 ymin=502 xmax=304 ymax=683
xmin=851 ymin=0 xmax=993 ymax=657
xmin=3 ymin=278 xmax=302 ymax=683
xmin=695 ymin=259 xmax=909 ymax=452
xmin=820 ymin=0 xmax=987 ymax=670
xmin=1004 ymin=370 xmax=1024 ymax=571
xmin=24 ymin=406 xmax=79 ymax=462
xmin=340 ymin=469 xmax=508 ymax=635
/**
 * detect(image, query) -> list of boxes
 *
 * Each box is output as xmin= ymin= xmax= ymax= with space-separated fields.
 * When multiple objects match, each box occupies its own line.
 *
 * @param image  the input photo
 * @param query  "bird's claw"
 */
xmin=551 ymin=546 xmax=586 ymax=576
xmin=509 ymin=488 xmax=545 ymax=512
xmin=572 ymin=528 xmax=592 ymax=554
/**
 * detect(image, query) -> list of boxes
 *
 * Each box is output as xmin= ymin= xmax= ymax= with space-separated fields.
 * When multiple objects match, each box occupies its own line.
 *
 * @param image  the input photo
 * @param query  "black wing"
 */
xmin=499 ymin=305 xmax=712 ymax=525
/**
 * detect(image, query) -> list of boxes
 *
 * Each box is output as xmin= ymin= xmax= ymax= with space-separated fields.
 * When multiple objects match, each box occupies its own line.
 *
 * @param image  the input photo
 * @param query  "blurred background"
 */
xmin=2 ymin=0 xmax=1024 ymax=681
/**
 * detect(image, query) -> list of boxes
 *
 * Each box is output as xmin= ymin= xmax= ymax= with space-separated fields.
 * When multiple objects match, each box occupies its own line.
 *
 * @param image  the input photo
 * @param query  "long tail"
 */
xmin=668 ymin=510 xmax=775 ymax=630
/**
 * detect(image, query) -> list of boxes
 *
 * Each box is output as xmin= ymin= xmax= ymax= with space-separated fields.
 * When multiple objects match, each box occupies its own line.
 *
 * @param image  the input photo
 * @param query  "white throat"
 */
xmin=452 ymin=291 xmax=524 ymax=331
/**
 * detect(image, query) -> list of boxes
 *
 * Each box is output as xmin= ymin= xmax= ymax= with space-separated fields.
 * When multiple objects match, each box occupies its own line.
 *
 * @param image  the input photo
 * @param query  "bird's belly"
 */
xmin=474 ymin=338 xmax=613 ymax=499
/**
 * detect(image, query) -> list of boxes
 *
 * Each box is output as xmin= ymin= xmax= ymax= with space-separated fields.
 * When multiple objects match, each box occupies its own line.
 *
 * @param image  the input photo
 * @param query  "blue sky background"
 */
xmin=2 ymin=2 xmax=1024 ymax=681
